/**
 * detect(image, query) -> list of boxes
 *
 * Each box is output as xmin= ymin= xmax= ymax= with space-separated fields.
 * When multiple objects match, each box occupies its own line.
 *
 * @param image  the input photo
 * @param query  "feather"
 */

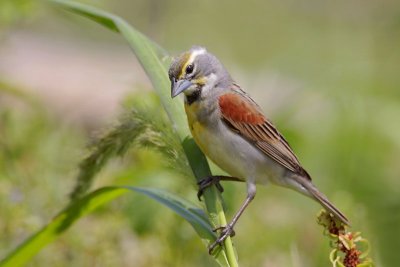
xmin=218 ymin=89 xmax=311 ymax=180
xmin=291 ymin=174 xmax=349 ymax=225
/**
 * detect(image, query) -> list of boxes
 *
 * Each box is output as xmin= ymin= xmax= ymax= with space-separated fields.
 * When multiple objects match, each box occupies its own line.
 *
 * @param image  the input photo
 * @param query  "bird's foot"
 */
xmin=197 ymin=176 xmax=224 ymax=201
xmin=208 ymin=224 xmax=235 ymax=255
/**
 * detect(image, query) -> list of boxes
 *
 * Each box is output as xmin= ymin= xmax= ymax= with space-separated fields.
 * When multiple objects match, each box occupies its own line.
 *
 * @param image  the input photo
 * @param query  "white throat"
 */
xmin=200 ymin=73 xmax=218 ymax=98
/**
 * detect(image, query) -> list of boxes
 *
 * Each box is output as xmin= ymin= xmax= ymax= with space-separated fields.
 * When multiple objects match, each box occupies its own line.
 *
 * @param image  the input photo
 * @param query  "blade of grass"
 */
xmin=0 ymin=186 xmax=218 ymax=267
xmin=0 ymin=187 xmax=127 ymax=267
xmin=50 ymin=1 xmax=238 ymax=265
xmin=128 ymin=186 xmax=232 ymax=266
xmin=125 ymin=186 xmax=215 ymax=241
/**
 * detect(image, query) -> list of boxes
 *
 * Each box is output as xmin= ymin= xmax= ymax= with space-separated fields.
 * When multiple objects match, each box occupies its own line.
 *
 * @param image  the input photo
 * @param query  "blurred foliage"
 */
xmin=0 ymin=184 xmax=217 ymax=267
xmin=0 ymin=86 xmax=219 ymax=267
xmin=69 ymin=93 xmax=190 ymax=200
xmin=1 ymin=0 xmax=400 ymax=266
xmin=0 ymin=0 xmax=38 ymax=33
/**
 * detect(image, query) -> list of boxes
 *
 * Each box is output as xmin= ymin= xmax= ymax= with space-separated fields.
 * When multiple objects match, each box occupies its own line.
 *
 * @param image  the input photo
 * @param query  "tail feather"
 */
xmin=291 ymin=175 xmax=350 ymax=226
xmin=309 ymin=186 xmax=350 ymax=226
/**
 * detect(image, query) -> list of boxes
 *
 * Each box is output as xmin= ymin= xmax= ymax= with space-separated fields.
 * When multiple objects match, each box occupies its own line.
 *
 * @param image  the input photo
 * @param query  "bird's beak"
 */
xmin=171 ymin=79 xmax=193 ymax=98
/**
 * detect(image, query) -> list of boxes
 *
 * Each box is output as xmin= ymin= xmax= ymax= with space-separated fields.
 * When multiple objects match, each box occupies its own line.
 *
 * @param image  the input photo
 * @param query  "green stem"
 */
xmin=182 ymin=139 xmax=239 ymax=266
xmin=216 ymin=199 xmax=238 ymax=267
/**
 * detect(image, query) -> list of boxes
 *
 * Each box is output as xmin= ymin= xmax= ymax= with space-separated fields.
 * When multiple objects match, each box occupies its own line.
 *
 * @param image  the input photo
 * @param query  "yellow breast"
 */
xmin=184 ymin=101 xmax=253 ymax=181
xmin=184 ymin=102 xmax=212 ymax=156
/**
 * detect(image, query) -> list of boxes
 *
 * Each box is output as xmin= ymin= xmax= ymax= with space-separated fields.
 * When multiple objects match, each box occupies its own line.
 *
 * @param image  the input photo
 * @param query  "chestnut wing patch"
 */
xmin=218 ymin=93 xmax=310 ymax=179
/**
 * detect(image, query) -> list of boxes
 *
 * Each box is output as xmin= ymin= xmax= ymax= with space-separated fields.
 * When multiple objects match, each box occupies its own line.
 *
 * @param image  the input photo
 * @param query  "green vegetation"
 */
xmin=1 ymin=0 xmax=399 ymax=266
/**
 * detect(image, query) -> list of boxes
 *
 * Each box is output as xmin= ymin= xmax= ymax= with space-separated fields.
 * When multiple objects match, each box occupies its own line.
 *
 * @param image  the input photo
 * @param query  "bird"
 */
xmin=168 ymin=46 xmax=349 ymax=253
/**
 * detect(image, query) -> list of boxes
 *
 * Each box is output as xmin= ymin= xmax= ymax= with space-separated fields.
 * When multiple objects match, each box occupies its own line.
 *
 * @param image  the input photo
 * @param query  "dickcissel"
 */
xmin=168 ymin=46 xmax=349 ymax=253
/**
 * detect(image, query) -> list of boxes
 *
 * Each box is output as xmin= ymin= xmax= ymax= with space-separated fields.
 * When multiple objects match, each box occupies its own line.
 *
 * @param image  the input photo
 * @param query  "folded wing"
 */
xmin=218 ymin=89 xmax=311 ymax=180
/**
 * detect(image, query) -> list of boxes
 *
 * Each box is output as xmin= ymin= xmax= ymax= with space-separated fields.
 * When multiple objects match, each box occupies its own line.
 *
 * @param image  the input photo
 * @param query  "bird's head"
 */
xmin=168 ymin=46 xmax=231 ymax=101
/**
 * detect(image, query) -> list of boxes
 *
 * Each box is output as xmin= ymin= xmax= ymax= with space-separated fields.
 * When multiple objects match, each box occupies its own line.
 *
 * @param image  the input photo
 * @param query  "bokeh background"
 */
xmin=1 ymin=0 xmax=399 ymax=266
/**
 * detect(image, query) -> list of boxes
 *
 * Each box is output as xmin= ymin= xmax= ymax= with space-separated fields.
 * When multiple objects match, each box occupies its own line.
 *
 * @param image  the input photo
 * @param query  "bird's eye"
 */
xmin=186 ymin=64 xmax=194 ymax=74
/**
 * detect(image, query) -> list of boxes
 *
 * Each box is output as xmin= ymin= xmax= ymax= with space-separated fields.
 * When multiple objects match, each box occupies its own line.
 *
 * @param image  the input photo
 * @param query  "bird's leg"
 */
xmin=208 ymin=183 xmax=256 ymax=254
xmin=197 ymin=175 xmax=243 ymax=201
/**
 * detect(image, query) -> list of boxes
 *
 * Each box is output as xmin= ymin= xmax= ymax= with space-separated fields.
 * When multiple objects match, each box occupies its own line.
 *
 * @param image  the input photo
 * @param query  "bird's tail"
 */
xmin=291 ymin=175 xmax=350 ymax=226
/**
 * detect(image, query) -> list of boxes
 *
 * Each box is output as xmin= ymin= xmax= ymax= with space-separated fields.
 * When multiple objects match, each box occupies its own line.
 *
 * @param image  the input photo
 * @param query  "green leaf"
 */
xmin=0 ymin=187 xmax=127 ymax=267
xmin=125 ymin=186 xmax=216 ymax=241
xmin=0 ymin=186 xmax=217 ymax=267
xmin=128 ymin=186 xmax=231 ymax=266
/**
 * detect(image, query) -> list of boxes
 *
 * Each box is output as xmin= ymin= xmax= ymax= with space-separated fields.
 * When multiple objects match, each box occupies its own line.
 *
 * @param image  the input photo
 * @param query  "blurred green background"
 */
xmin=1 ymin=0 xmax=399 ymax=266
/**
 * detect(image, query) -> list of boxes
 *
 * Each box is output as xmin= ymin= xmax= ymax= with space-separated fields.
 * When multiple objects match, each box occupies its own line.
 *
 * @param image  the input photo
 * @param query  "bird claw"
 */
xmin=212 ymin=226 xmax=236 ymax=237
xmin=197 ymin=176 xmax=224 ymax=201
xmin=208 ymin=225 xmax=235 ymax=255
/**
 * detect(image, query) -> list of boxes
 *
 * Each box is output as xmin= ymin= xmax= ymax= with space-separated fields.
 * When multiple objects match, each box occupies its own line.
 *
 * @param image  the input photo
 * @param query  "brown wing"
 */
xmin=218 ymin=91 xmax=311 ymax=180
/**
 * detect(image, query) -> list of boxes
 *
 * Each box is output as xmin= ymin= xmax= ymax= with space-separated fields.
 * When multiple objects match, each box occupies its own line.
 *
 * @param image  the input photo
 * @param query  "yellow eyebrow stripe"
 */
xmin=178 ymin=52 xmax=191 ymax=79
xmin=178 ymin=48 xmax=206 ymax=79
